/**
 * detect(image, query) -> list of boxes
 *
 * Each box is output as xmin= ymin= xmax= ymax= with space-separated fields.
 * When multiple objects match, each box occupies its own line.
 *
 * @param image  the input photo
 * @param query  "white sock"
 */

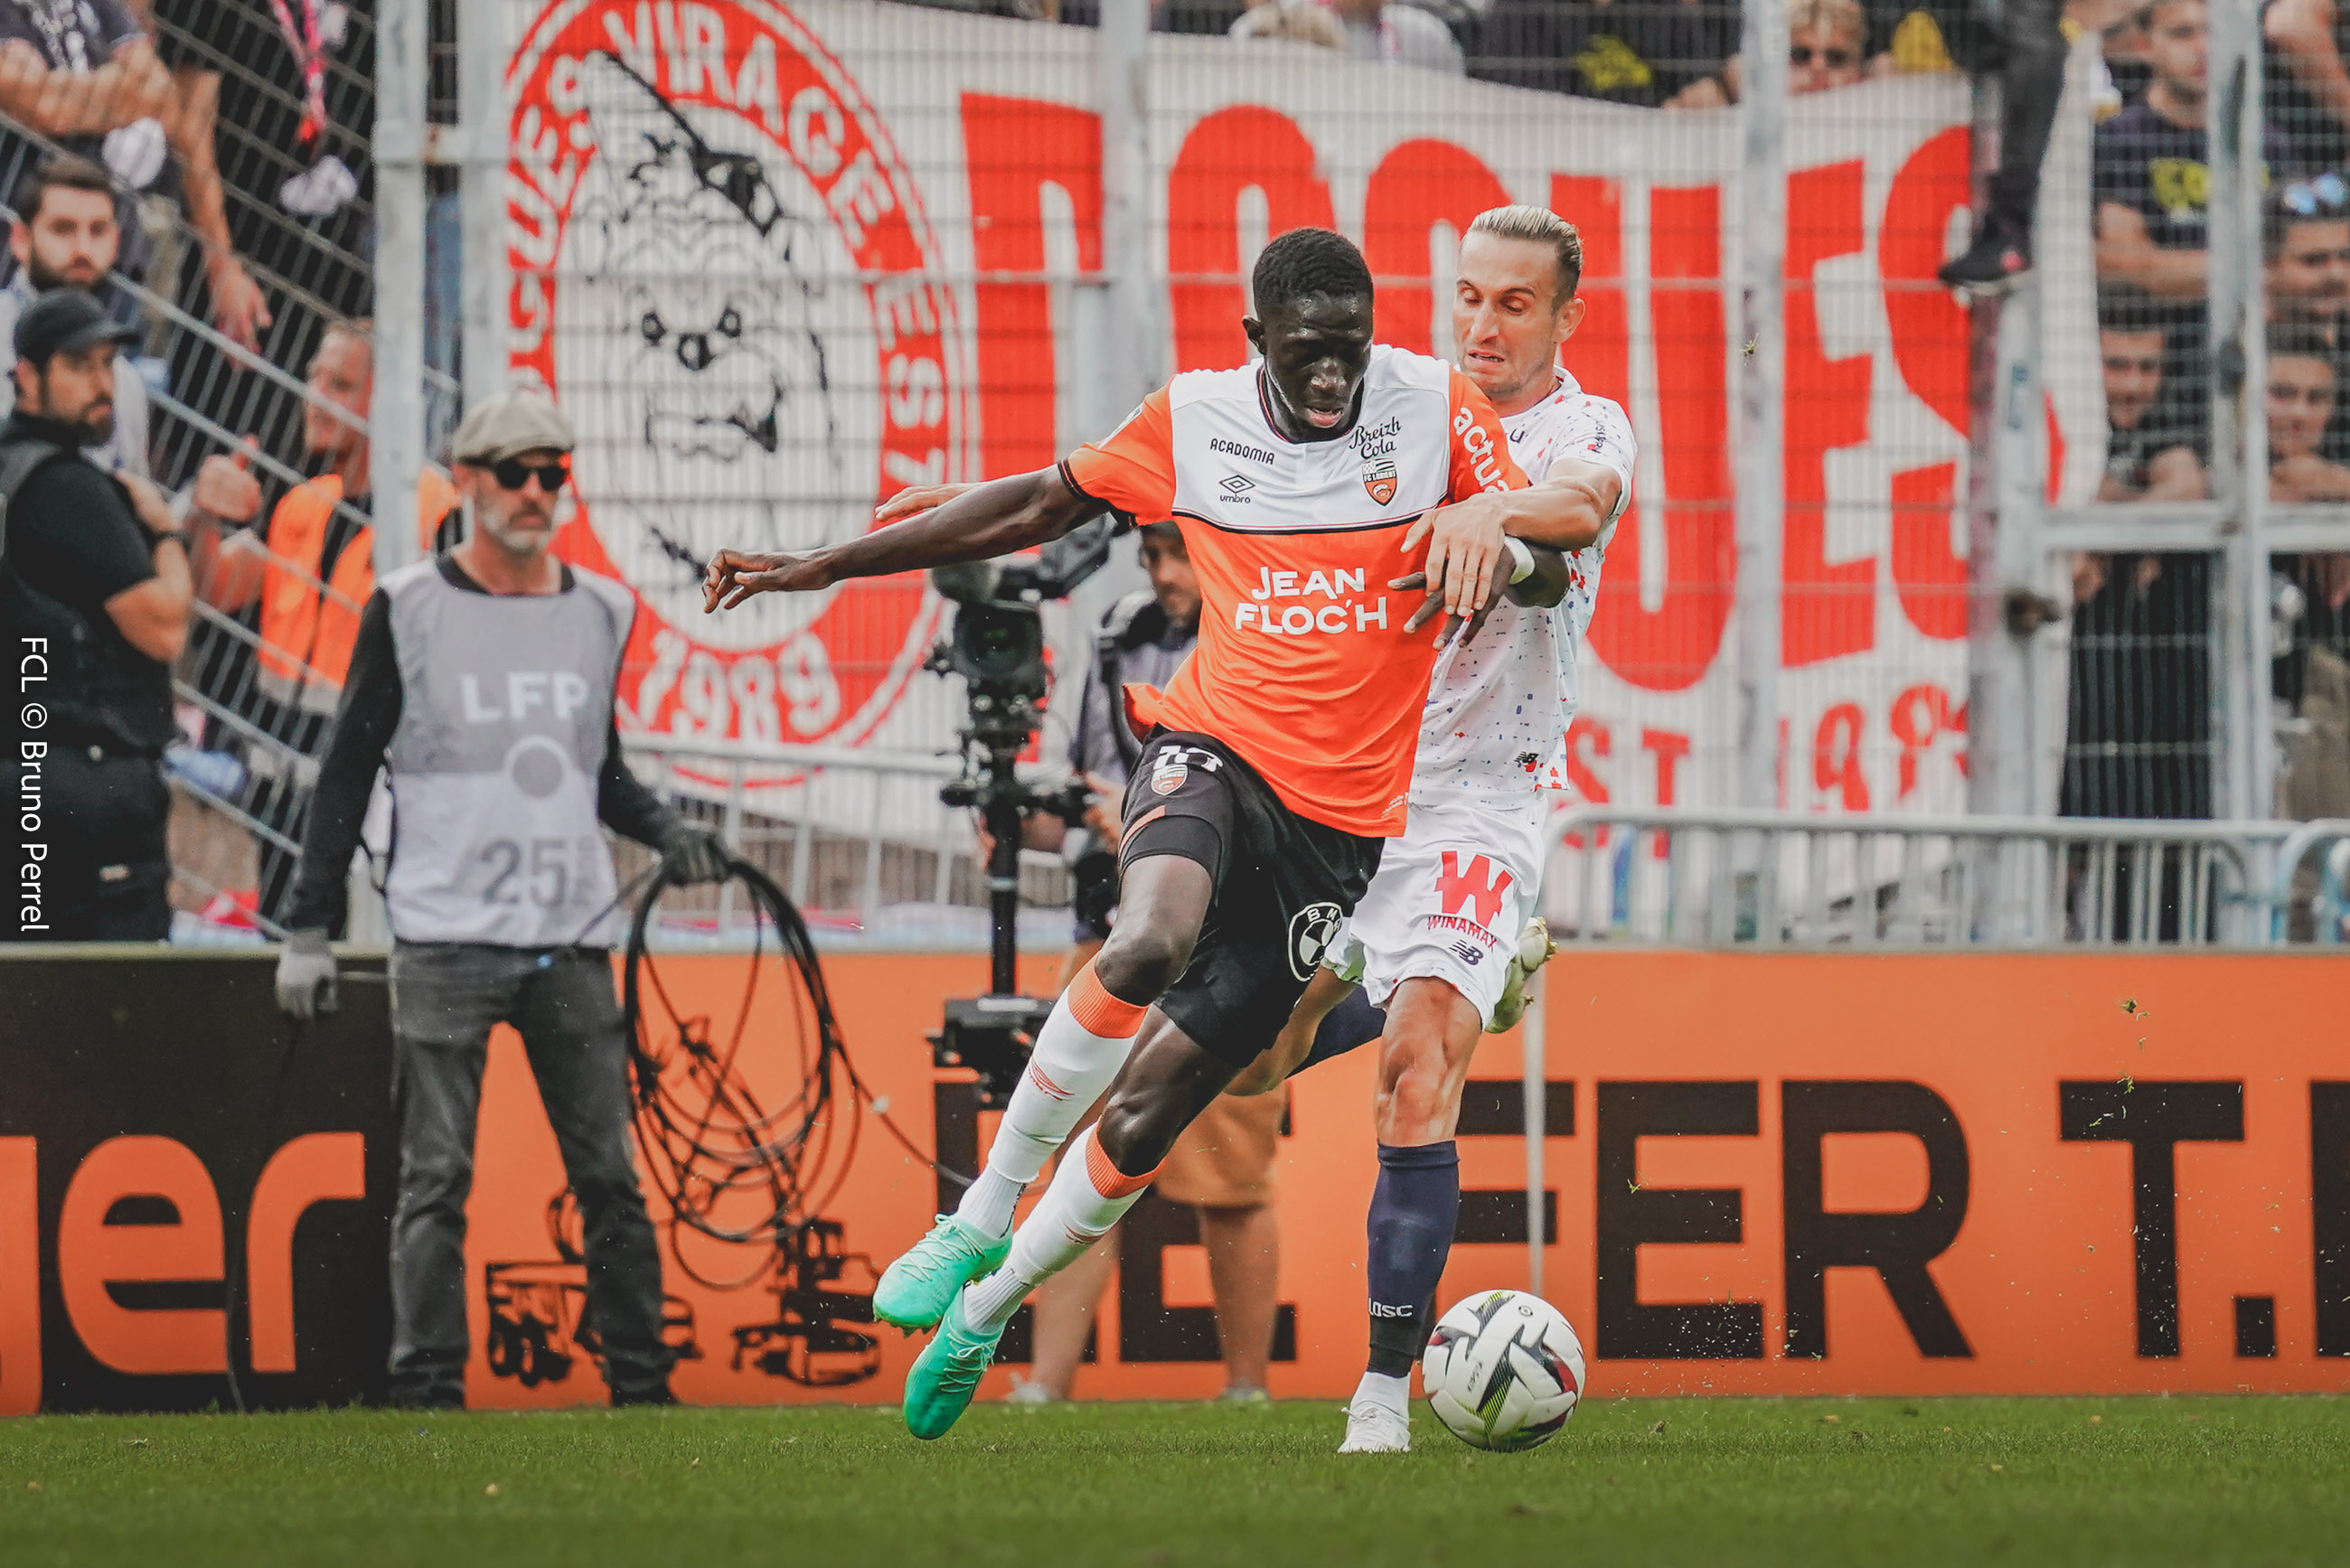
xmin=954 ymin=962 xmax=1146 ymax=1237
xmin=965 ymin=1125 xmax=1161 ymax=1331
xmin=1352 ymin=1369 xmax=1410 ymax=1418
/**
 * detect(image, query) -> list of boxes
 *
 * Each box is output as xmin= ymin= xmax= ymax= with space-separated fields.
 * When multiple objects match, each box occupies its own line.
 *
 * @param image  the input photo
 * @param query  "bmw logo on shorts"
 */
xmin=1288 ymin=901 xmax=1343 ymax=980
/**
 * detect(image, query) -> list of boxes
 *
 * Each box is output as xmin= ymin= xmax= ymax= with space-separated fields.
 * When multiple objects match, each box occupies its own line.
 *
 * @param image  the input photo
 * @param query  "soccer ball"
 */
xmin=1423 ymin=1290 xmax=1585 ymax=1451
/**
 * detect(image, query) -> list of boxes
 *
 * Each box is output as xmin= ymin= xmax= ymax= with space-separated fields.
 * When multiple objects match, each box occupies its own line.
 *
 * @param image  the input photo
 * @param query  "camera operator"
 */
xmin=1 ymin=289 xmax=186 ymax=942
xmin=1030 ymin=521 xmax=1200 ymax=961
xmin=269 ymin=390 xmax=728 ymax=1409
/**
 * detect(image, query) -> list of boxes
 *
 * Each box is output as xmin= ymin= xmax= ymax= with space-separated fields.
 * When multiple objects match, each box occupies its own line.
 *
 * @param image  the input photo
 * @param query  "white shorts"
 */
xmin=1327 ymin=793 xmax=1544 ymax=1028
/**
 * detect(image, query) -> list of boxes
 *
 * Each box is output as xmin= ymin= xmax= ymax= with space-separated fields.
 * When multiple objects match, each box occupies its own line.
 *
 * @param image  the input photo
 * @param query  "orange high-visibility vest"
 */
xmin=256 ymin=468 xmax=459 ymax=715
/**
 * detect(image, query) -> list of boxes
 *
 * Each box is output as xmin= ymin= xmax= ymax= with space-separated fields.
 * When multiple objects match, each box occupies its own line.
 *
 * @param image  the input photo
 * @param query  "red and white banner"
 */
xmin=505 ymin=0 xmax=2099 ymax=811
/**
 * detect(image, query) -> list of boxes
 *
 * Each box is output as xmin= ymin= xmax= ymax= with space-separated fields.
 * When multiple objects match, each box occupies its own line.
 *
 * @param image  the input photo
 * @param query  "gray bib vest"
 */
xmin=380 ymin=558 xmax=636 ymax=947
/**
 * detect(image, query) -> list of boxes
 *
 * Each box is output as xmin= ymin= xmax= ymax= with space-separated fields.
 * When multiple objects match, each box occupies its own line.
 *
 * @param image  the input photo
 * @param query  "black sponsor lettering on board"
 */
xmin=1780 ymin=1081 xmax=1972 ymax=1359
xmin=2060 ymin=1079 xmax=2244 ymax=1358
xmin=2311 ymin=1083 xmax=2350 ymax=1357
xmin=1595 ymin=1081 xmax=1765 ymax=1359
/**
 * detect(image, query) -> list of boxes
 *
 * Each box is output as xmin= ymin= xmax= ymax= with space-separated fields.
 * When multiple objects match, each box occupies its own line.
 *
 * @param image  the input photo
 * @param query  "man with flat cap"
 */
xmin=0 ymin=289 xmax=189 ymax=941
xmin=273 ymin=389 xmax=728 ymax=1409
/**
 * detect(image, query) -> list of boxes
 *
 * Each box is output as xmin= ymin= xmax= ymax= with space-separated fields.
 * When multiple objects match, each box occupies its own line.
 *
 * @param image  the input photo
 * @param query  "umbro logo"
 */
xmin=1219 ymin=474 xmax=1255 ymax=496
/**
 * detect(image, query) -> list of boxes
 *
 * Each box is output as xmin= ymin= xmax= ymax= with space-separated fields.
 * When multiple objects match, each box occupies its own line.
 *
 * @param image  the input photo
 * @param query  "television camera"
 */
xmin=926 ymin=513 xmax=1126 ymax=1106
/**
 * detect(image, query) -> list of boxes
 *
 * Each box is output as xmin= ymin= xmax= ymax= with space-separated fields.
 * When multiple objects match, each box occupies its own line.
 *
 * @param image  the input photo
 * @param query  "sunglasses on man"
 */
xmin=492 ymin=457 xmax=569 ymax=492
xmin=2280 ymin=173 xmax=2350 ymax=218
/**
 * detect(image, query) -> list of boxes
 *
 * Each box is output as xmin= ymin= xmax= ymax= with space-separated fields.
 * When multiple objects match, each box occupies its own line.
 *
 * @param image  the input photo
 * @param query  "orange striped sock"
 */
xmin=954 ymin=962 xmax=1150 ymax=1237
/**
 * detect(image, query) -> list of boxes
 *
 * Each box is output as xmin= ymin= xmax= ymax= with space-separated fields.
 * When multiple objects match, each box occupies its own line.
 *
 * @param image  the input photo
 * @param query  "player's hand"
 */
xmin=703 ymin=549 xmax=832 ymax=611
xmin=875 ymin=482 xmax=975 ymax=524
xmin=1402 ymin=495 xmax=1508 ymax=624
xmin=1390 ymin=545 xmax=1514 ymax=648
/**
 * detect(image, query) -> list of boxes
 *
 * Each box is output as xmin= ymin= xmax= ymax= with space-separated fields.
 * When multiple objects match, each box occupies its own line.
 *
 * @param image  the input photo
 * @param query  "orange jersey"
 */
xmin=1060 ymin=344 xmax=1526 ymax=837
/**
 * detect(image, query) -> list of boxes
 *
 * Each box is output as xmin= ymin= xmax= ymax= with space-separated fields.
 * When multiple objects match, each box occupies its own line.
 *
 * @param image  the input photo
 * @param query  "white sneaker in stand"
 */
xmin=1336 ymin=1397 xmax=1412 ymax=1453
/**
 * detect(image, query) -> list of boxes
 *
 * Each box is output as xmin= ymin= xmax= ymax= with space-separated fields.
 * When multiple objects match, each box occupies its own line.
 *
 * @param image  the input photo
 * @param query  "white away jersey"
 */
xmin=1411 ymin=367 xmax=1636 ymax=804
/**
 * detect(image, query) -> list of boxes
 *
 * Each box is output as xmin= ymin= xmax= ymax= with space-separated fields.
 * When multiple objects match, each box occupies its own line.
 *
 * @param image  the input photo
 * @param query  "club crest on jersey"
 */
xmin=1150 ymin=750 xmax=1189 ymax=794
xmin=1288 ymin=901 xmax=1344 ymax=980
xmin=1362 ymin=456 xmax=1397 ymax=505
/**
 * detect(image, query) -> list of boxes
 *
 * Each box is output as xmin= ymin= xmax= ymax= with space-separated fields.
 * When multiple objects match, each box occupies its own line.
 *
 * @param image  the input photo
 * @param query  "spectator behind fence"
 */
xmin=1470 ymin=0 xmax=1737 ymax=106
xmin=2267 ymin=0 xmax=2350 ymax=171
xmin=2095 ymin=0 xmax=2295 ymax=311
xmin=272 ymin=390 xmax=728 ymax=1410
xmin=1230 ymin=0 xmax=1345 ymax=49
xmin=186 ymin=319 xmax=459 ymax=931
xmin=2099 ymin=289 xmax=2205 ymax=501
xmin=1298 ymin=0 xmax=1462 ymax=73
xmin=1666 ymin=0 xmax=1894 ymax=108
xmin=2265 ymin=174 xmax=2350 ymax=457
xmin=0 ymin=155 xmax=145 ymax=477
xmin=1789 ymin=0 xmax=1867 ymax=94
xmin=0 ymin=0 xmax=269 ymax=349
xmin=2268 ymin=323 xmax=2350 ymax=502
xmin=0 ymin=290 xmax=186 ymax=941
xmin=0 ymin=0 xmax=166 ymax=300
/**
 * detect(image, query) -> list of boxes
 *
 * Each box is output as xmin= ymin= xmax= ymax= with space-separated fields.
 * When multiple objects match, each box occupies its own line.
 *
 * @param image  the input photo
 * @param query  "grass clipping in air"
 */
xmin=4 ymin=1396 xmax=2347 ymax=1566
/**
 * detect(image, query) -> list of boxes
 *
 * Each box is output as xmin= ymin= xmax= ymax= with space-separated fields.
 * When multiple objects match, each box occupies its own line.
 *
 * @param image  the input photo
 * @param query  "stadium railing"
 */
xmin=613 ymin=735 xmax=1076 ymax=950
xmin=1540 ymin=805 xmax=2341 ymax=949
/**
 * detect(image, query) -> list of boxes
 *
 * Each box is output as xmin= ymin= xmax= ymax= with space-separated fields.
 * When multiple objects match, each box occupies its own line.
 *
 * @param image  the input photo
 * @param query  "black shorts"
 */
xmin=1117 ymin=729 xmax=1383 ymax=1066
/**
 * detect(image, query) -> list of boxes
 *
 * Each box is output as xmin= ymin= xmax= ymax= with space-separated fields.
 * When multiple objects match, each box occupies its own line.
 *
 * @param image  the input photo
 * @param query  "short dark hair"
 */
xmin=15 ymin=155 xmax=114 ymax=228
xmin=1250 ymin=227 xmax=1372 ymax=319
xmin=2098 ymin=285 xmax=2163 ymax=336
xmin=2270 ymin=321 xmax=2336 ymax=368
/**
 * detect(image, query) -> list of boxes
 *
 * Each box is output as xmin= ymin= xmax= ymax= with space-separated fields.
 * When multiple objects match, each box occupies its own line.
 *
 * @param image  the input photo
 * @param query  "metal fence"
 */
xmin=3 ymin=0 xmax=2346 ymax=951
xmin=1542 ymin=803 xmax=2350 ymax=948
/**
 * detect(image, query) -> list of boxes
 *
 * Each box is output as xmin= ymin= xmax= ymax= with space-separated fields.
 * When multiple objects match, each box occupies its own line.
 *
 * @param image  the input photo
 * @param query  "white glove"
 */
xmin=275 ymin=929 xmax=339 ymax=1019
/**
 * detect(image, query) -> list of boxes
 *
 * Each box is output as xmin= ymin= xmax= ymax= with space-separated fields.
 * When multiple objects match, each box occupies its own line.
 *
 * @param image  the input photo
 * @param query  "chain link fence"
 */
xmin=5 ymin=0 xmax=2347 ymax=948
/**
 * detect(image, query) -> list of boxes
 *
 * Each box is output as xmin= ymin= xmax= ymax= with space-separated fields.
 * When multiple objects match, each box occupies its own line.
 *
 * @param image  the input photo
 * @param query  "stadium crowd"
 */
xmin=4 ymin=0 xmax=2350 ymax=945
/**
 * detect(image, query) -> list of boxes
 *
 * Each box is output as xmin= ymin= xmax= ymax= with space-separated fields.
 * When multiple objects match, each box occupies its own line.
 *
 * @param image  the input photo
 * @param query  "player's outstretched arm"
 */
xmin=704 ymin=469 xmax=1104 ymax=612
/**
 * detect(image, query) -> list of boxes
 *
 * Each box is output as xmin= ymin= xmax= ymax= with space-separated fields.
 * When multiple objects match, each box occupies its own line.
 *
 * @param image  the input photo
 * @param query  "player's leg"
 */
xmin=904 ymin=1011 xmax=1239 ymax=1438
xmin=902 ymin=734 xmax=1375 ymax=1437
xmin=874 ymin=853 xmax=1210 ymax=1329
xmin=1227 ymin=963 xmax=1358 ymax=1094
xmin=1015 ymin=1225 xmax=1117 ymax=1402
xmin=1343 ymin=974 xmax=1482 ymax=1454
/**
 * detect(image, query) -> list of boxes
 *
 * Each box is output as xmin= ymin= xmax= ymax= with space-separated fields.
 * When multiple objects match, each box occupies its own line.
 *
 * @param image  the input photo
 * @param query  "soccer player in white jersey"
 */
xmin=1226 ymin=203 xmax=1635 ymax=1454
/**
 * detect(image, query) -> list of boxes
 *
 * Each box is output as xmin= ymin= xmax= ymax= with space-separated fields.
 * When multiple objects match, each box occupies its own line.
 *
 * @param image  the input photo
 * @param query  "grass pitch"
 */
xmin=4 ymin=1396 xmax=2346 ymax=1567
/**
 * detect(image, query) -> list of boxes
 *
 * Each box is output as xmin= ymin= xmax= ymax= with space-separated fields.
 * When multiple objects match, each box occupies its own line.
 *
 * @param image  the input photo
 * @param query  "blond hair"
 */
xmin=1466 ymin=204 xmax=1584 ymax=307
xmin=1790 ymin=0 xmax=1864 ymax=44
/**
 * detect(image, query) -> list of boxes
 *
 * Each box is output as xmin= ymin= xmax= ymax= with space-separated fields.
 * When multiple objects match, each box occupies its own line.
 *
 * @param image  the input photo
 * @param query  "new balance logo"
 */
xmin=1434 ymin=851 xmax=1515 ymax=927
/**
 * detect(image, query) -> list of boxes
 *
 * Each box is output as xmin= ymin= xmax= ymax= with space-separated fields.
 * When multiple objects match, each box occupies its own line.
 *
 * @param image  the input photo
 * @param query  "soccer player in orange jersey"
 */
xmin=703 ymin=228 xmax=1544 ymax=1440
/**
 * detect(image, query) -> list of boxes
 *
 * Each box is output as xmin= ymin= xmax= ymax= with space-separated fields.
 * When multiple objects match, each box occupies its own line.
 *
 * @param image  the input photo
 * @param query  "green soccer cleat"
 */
xmin=1487 ymin=916 xmax=1556 ymax=1035
xmin=903 ymin=1285 xmax=1007 ymax=1441
xmin=874 ymin=1214 xmax=1011 ymax=1330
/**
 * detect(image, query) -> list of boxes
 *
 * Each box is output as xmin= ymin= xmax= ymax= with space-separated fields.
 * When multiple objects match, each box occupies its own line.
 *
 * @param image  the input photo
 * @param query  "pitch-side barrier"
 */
xmin=1539 ymin=807 xmax=2350 ymax=950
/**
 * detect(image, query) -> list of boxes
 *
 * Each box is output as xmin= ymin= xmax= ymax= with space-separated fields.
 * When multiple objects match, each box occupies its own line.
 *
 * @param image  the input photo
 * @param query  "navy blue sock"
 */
xmin=1365 ymin=1141 xmax=1461 ymax=1377
xmin=1300 ymin=989 xmax=1386 ymax=1076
